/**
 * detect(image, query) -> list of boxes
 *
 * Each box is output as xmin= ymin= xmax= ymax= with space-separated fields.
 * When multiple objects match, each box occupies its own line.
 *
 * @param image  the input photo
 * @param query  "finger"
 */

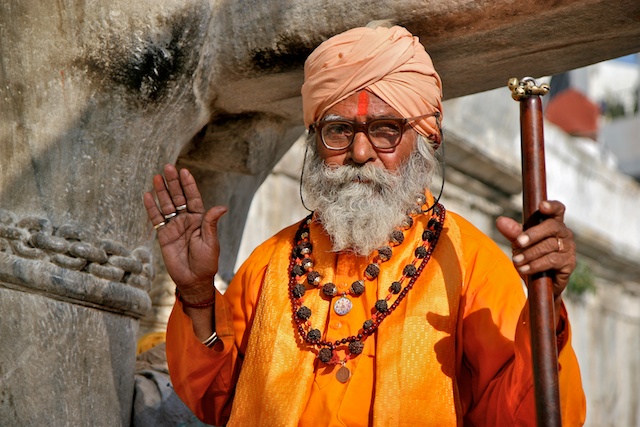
xmin=514 ymin=216 xmax=567 ymax=250
xmin=153 ymin=174 xmax=177 ymax=216
xmin=512 ymin=236 xmax=565 ymax=268
xmin=179 ymin=168 xmax=206 ymax=214
xmin=510 ymin=201 xmax=567 ymax=249
xmin=201 ymin=206 xmax=228 ymax=242
xmin=539 ymin=200 xmax=566 ymax=222
xmin=143 ymin=192 xmax=166 ymax=228
xmin=495 ymin=216 xmax=523 ymax=247
xmin=163 ymin=164 xmax=188 ymax=209
xmin=517 ymin=251 xmax=575 ymax=286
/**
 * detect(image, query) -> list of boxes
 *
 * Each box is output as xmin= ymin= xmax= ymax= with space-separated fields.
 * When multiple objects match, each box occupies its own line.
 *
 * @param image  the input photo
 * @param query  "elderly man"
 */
xmin=144 ymin=25 xmax=586 ymax=426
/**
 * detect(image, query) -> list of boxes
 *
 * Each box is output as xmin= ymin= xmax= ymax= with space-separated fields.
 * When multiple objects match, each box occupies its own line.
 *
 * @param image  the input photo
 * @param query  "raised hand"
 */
xmin=143 ymin=164 xmax=227 ymax=304
xmin=495 ymin=200 xmax=576 ymax=301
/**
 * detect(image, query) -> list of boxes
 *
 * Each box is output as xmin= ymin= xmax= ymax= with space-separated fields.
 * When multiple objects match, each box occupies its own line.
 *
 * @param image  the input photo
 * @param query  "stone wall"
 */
xmin=0 ymin=288 xmax=139 ymax=425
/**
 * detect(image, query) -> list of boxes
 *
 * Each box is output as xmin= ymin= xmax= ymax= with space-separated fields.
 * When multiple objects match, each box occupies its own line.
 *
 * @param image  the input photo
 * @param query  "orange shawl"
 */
xmin=228 ymin=209 xmax=465 ymax=426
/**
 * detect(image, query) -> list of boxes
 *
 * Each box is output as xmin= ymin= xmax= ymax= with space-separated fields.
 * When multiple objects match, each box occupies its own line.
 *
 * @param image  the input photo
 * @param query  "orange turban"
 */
xmin=301 ymin=25 xmax=443 ymax=145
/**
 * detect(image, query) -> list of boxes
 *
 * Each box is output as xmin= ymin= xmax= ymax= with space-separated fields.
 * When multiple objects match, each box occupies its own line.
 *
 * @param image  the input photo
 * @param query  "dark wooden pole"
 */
xmin=509 ymin=78 xmax=562 ymax=427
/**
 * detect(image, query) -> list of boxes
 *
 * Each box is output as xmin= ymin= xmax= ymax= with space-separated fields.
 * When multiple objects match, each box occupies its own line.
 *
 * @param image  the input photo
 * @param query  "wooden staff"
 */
xmin=508 ymin=77 xmax=561 ymax=427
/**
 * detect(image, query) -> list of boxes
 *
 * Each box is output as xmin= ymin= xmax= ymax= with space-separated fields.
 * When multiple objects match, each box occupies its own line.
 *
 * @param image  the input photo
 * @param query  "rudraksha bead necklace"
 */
xmin=287 ymin=198 xmax=445 ymax=382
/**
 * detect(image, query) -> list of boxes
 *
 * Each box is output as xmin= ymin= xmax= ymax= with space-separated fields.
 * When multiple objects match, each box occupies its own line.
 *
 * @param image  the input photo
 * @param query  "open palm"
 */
xmin=143 ymin=164 xmax=227 ymax=293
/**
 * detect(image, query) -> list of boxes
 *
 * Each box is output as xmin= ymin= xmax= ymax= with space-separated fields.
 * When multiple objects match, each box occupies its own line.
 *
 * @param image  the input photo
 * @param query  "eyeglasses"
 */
xmin=310 ymin=112 xmax=440 ymax=151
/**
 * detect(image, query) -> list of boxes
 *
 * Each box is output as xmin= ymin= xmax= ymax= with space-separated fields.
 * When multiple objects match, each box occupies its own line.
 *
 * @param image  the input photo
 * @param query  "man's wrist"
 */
xmin=176 ymin=285 xmax=215 ymax=308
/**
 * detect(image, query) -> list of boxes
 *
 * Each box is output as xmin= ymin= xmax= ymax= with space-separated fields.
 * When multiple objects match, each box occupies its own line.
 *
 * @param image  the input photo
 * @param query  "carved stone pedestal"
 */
xmin=0 ymin=211 xmax=152 ymax=426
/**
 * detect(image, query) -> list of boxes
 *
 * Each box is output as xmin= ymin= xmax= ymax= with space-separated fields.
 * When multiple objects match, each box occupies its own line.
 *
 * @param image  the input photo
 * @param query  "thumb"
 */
xmin=201 ymin=206 xmax=228 ymax=242
xmin=495 ymin=216 xmax=523 ymax=245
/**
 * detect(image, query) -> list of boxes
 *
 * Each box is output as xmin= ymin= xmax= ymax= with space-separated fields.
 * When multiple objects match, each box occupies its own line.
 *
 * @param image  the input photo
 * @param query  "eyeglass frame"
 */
xmin=309 ymin=112 xmax=441 ymax=151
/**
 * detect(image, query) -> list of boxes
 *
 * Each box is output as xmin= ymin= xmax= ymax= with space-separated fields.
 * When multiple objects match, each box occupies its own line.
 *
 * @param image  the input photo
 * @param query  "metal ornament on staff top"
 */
xmin=508 ymin=77 xmax=550 ymax=100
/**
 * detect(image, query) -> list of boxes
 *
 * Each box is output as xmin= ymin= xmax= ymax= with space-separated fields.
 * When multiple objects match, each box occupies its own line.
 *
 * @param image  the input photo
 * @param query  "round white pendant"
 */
xmin=333 ymin=296 xmax=352 ymax=316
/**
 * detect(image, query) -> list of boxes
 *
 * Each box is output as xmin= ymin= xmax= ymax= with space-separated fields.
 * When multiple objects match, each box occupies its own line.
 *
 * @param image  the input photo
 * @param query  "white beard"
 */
xmin=301 ymin=139 xmax=437 ymax=256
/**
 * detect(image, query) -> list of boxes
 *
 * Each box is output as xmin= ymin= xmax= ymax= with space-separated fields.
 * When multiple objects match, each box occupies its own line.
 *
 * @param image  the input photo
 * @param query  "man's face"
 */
xmin=303 ymin=91 xmax=437 ymax=255
xmin=315 ymin=91 xmax=417 ymax=172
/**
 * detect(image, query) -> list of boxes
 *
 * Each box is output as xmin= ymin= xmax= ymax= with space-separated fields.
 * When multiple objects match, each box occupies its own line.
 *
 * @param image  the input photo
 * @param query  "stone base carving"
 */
xmin=0 ymin=209 xmax=153 ymax=317
xmin=0 ymin=209 xmax=153 ymax=425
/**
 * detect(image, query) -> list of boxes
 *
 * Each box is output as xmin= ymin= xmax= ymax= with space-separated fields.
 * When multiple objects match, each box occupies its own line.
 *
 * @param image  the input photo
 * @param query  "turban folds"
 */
xmin=301 ymin=25 xmax=443 ymax=145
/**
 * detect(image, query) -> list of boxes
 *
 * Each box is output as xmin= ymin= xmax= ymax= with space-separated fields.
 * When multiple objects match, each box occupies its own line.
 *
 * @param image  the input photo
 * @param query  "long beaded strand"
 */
xmin=287 ymin=203 xmax=446 ymax=370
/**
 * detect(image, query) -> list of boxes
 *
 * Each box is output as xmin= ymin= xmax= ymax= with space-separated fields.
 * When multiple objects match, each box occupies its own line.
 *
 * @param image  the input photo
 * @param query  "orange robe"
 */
xmin=166 ymin=208 xmax=586 ymax=426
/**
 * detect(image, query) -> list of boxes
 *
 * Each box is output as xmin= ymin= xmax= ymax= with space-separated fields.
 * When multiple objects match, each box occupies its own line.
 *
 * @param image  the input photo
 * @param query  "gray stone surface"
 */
xmin=0 ymin=287 xmax=138 ymax=426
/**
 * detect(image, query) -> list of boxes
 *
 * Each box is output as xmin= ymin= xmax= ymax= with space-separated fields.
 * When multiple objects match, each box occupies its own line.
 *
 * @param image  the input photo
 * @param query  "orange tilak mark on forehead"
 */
xmin=357 ymin=91 xmax=369 ymax=116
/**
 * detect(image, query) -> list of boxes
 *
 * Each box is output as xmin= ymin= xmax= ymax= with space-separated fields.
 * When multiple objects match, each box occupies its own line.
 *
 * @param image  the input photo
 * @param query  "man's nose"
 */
xmin=348 ymin=131 xmax=377 ymax=165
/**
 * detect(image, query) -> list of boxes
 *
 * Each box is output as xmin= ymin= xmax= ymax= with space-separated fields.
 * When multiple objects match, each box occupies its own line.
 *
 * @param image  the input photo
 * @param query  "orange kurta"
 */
xmin=166 ymin=207 xmax=586 ymax=426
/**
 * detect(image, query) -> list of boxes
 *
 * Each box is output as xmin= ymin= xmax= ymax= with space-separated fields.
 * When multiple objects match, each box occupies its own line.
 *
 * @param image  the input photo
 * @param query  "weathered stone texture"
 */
xmin=0 ymin=1 xmax=215 ymax=249
xmin=0 ymin=287 xmax=138 ymax=426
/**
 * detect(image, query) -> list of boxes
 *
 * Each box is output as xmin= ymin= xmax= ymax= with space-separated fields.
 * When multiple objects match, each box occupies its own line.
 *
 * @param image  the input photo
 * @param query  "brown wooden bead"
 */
xmin=291 ymin=264 xmax=305 ymax=277
xmin=307 ymin=271 xmax=321 ymax=285
xmin=403 ymin=264 xmax=417 ymax=277
xmin=348 ymin=340 xmax=365 ymax=355
xmin=318 ymin=348 xmax=333 ymax=363
xmin=422 ymin=229 xmax=435 ymax=242
xmin=295 ymin=229 xmax=309 ymax=241
xmin=294 ymin=241 xmax=312 ymax=258
xmin=390 ymin=281 xmax=401 ymax=294
xmin=322 ymin=282 xmax=337 ymax=297
xmin=401 ymin=215 xmax=414 ymax=230
xmin=292 ymin=283 xmax=306 ymax=298
xmin=389 ymin=230 xmax=404 ymax=246
xmin=415 ymin=246 xmax=428 ymax=259
xmin=375 ymin=299 xmax=388 ymax=313
xmin=350 ymin=280 xmax=365 ymax=296
xmin=297 ymin=306 xmax=312 ymax=320
xmin=377 ymin=246 xmax=392 ymax=262
xmin=308 ymin=328 xmax=321 ymax=341
xmin=364 ymin=263 xmax=380 ymax=280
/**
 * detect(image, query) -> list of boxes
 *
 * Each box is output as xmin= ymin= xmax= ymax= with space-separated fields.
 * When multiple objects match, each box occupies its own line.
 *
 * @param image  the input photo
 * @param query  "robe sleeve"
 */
xmin=455 ymin=217 xmax=586 ymax=426
xmin=164 ymin=233 xmax=280 ymax=426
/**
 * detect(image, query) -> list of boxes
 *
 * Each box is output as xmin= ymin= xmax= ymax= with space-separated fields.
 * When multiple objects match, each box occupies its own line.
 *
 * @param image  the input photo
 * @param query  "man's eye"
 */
xmin=370 ymin=121 xmax=401 ymax=135
xmin=325 ymin=123 xmax=352 ymax=136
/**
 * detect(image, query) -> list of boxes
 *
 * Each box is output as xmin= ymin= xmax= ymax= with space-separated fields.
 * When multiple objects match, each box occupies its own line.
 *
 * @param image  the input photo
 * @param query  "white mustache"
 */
xmin=325 ymin=163 xmax=397 ymax=190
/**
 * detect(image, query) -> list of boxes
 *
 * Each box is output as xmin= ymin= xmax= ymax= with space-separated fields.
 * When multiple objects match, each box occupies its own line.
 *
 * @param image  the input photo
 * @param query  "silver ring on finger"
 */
xmin=164 ymin=212 xmax=178 ymax=221
xmin=176 ymin=204 xmax=187 ymax=212
xmin=154 ymin=221 xmax=166 ymax=230
xmin=557 ymin=237 xmax=564 ymax=252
